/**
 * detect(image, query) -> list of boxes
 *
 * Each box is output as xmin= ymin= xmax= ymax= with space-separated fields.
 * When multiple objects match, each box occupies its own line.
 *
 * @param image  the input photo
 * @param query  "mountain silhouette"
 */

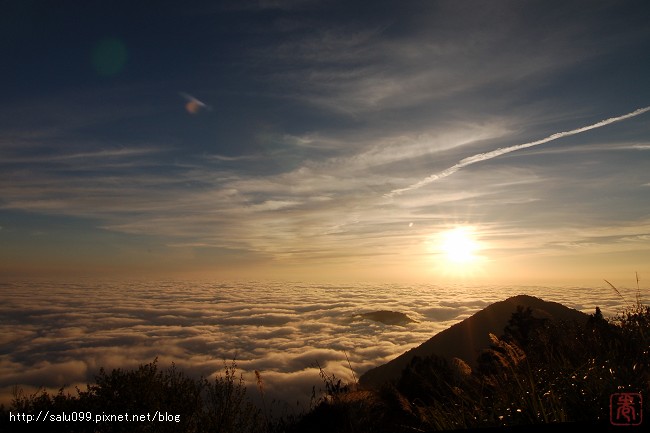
xmin=359 ymin=294 xmax=590 ymax=388
xmin=356 ymin=310 xmax=416 ymax=326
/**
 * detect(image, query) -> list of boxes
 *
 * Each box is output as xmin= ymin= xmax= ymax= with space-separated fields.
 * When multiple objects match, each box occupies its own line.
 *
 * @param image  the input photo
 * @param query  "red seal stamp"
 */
xmin=610 ymin=392 xmax=642 ymax=426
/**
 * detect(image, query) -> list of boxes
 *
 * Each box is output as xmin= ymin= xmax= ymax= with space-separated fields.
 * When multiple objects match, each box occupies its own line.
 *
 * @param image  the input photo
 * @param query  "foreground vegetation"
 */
xmin=1 ymin=361 xmax=271 ymax=433
xmin=2 ymin=288 xmax=648 ymax=432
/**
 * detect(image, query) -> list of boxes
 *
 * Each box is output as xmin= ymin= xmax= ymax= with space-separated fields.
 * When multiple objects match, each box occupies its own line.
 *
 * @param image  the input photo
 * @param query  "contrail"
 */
xmin=386 ymin=106 xmax=650 ymax=197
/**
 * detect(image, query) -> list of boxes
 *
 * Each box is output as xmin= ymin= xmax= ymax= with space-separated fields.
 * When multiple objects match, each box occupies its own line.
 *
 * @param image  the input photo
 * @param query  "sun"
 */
xmin=423 ymin=225 xmax=488 ymax=279
xmin=439 ymin=227 xmax=480 ymax=264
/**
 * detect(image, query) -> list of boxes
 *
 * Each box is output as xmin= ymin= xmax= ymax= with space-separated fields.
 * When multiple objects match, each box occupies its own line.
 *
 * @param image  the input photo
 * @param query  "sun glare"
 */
xmin=439 ymin=227 xmax=480 ymax=264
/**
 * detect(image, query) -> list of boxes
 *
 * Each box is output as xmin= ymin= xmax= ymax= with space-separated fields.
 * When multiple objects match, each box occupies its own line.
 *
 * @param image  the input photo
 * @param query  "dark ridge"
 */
xmin=359 ymin=295 xmax=589 ymax=388
xmin=356 ymin=310 xmax=416 ymax=326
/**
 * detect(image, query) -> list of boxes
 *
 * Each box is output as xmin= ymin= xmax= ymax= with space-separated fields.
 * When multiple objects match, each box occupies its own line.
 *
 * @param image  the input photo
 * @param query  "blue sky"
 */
xmin=1 ymin=0 xmax=650 ymax=283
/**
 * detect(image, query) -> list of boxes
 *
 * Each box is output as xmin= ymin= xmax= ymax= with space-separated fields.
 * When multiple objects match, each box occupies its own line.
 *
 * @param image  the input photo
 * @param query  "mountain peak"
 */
xmin=359 ymin=295 xmax=589 ymax=388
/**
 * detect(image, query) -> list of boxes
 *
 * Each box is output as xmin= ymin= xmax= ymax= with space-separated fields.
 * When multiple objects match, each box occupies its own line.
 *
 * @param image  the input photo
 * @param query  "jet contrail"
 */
xmin=386 ymin=106 xmax=650 ymax=197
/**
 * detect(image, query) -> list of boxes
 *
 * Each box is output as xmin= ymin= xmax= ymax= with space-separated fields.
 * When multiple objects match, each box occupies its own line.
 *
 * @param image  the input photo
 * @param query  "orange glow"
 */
xmin=185 ymin=100 xmax=201 ymax=114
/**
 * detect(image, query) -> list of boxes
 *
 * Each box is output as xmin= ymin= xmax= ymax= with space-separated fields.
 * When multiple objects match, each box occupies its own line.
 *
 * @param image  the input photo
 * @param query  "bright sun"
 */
xmin=439 ymin=227 xmax=480 ymax=264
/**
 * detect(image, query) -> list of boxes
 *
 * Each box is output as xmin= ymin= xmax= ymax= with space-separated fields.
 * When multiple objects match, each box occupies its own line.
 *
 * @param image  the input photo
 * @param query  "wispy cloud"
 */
xmin=2 ymin=1 xmax=649 ymax=282
xmin=387 ymin=106 xmax=650 ymax=197
xmin=0 ymin=147 xmax=165 ymax=164
xmin=205 ymin=153 xmax=261 ymax=162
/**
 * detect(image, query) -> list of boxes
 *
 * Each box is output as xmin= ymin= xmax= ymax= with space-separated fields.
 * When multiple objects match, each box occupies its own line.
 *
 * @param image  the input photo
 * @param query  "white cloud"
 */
xmin=1 ymin=281 xmax=627 ymax=408
xmin=0 ymin=282 xmax=624 ymax=408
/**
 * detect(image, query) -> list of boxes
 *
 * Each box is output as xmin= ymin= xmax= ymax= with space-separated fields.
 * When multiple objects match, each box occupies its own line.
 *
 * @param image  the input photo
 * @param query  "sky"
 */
xmin=1 ymin=0 xmax=650 ymax=284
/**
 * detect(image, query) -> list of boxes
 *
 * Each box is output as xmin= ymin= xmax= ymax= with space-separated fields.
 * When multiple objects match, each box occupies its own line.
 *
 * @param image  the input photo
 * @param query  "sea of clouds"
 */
xmin=0 ymin=280 xmax=629 ymax=412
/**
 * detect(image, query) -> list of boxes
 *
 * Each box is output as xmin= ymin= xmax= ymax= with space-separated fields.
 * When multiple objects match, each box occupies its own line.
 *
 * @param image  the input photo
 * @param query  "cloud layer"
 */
xmin=0 ymin=280 xmax=628 ymax=409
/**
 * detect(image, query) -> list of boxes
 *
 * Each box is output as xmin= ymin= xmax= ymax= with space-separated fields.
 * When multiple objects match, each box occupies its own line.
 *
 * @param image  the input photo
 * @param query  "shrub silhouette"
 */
xmin=1 ymin=359 xmax=263 ymax=433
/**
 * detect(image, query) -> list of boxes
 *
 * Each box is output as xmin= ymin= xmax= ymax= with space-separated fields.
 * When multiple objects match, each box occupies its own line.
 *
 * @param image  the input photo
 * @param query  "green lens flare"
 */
xmin=91 ymin=37 xmax=127 ymax=76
